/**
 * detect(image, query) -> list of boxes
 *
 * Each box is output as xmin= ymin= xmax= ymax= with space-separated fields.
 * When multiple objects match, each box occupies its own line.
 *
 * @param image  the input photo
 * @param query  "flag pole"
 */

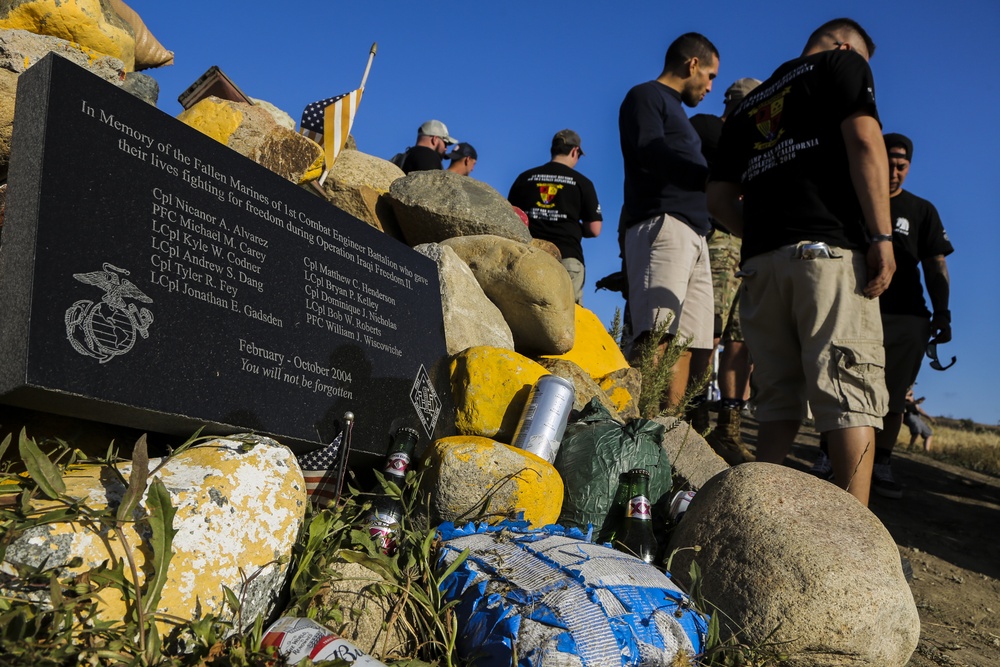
xmin=360 ymin=42 xmax=377 ymax=92
xmin=318 ymin=43 xmax=378 ymax=187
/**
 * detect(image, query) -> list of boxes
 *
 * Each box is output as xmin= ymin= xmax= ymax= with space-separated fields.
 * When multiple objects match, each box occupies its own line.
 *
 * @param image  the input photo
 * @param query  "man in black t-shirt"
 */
xmin=708 ymin=18 xmax=895 ymax=505
xmin=508 ymin=130 xmax=603 ymax=304
xmin=868 ymin=133 xmax=953 ymax=498
xmin=618 ymin=32 xmax=720 ymax=415
xmin=399 ymin=120 xmax=459 ymax=174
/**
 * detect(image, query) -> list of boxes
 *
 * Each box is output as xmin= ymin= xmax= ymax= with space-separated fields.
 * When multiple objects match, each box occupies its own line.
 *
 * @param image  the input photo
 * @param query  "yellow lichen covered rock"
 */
xmin=178 ymin=97 xmax=324 ymax=184
xmin=598 ymin=366 xmax=642 ymax=420
xmin=1 ymin=435 xmax=306 ymax=637
xmin=451 ymin=346 xmax=549 ymax=442
xmin=541 ymin=305 xmax=629 ymax=380
xmin=422 ymin=435 xmax=563 ymax=528
xmin=0 ymin=0 xmax=136 ymax=70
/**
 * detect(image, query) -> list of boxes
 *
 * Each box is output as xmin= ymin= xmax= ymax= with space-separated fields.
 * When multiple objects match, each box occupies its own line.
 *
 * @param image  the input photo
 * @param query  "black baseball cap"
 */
xmin=448 ymin=142 xmax=477 ymax=160
xmin=884 ymin=133 xmax=913 ymax=161
xmin=552 ymin=129 xmax=584 ymax=156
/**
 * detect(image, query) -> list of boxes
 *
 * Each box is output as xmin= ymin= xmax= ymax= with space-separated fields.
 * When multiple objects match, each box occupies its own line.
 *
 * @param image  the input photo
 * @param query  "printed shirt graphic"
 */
xmin=880 ymin=189 xmax=954 ymax=317
xmin=714 ymin=50 xmax=879 ymax=261
xmin=507 ymin=161 xmax=602 ymax=263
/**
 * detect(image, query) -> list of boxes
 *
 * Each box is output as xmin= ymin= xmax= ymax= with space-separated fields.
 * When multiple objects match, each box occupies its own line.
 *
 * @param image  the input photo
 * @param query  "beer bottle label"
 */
xmin=626 ymin=495 xmax=652 ymax=520
xmin=384 ymin=451 xmax=411 ymax=476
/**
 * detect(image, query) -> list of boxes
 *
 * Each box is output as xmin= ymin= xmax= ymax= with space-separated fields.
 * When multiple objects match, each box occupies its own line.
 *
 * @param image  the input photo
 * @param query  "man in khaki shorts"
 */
xmin=619 ymin=32 xmax=720 ymax=413
xmin=708 ymin=18 xmax=895 ymax=505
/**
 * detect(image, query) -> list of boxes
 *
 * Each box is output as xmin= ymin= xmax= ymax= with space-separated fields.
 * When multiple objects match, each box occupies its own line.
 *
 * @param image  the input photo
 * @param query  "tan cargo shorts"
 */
xmin=739 ymin=243 xmax=888 ymax=432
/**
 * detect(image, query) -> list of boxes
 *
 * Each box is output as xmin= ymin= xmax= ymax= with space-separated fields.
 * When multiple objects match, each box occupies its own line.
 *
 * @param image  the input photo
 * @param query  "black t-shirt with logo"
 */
xmin=507 ymin=161 xmax=602 ymax=263
xmin=713 ymin=50 xmax=879 ymax=261
xmin=880 ymin=189 xmax=954 ymax=317
xmin=401 ymin=145 xmax=443 ymax=174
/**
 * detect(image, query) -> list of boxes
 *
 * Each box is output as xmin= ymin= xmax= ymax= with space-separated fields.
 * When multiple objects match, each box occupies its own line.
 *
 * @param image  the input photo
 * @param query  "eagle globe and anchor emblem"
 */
xmin=64 ymin=263 xmax=154 ymax=363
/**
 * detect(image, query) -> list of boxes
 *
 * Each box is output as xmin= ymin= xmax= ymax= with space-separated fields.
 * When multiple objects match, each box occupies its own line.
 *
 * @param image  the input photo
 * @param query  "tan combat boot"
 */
xmin=706 ymin=406 xmax=755 ymax=465
xmin=686 ymin=401 xmax=711 ymax=436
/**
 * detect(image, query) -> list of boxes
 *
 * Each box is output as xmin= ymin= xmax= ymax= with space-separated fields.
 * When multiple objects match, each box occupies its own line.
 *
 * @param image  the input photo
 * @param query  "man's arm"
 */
xmin=582 ymin=220 xmax=602 ymax=238
xmin=842 ymin=110 xmax=894 ymax=298
xmin=922 ymin=254 xmax=951 ymax=343
xmin=706 ymin=181 xmax=744 ymax=238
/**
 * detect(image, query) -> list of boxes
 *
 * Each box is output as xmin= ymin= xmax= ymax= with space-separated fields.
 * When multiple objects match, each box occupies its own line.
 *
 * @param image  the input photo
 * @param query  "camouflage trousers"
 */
xmin=707 ymin=230 xmax=744 ymax=342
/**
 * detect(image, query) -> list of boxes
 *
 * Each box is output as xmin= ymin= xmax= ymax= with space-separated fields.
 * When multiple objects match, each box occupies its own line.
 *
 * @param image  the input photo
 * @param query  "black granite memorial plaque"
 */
xmin=0 ymin=54 xmax=450 ymax=461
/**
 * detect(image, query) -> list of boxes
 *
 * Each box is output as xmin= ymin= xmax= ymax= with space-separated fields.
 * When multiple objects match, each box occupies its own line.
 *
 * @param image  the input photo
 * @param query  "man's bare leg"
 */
xmin=667 ymin=346 xmax=691 ymax=409
xmin=718 ymin=340 xmax=750 ymax=401
xmin=756 ymin=419 xmax=800 ymax=463
xmin=827 ymin=426 xmax=876 ymax=506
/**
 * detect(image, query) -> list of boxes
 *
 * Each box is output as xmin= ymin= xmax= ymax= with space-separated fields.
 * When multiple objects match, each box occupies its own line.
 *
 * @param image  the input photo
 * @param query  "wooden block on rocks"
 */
xmin=422 ymin=435 xmax=563 ymax=528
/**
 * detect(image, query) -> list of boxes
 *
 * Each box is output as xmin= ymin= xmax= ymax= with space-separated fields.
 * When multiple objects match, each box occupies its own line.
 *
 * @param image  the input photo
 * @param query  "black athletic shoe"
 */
xmin=872 ymin=463 xmax=903 ymax=499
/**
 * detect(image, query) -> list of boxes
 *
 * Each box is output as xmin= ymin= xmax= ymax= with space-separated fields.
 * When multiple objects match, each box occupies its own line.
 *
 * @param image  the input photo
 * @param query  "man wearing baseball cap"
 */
xmin=507 ymin=129 xmax=603 ymax=304
xmin=400 ymin=119 xmax=459 ymax=174
xmin=868 ymin=132 xmax=954 ymax=497
xmin=447 ymin=142 xmax=478 ymax=176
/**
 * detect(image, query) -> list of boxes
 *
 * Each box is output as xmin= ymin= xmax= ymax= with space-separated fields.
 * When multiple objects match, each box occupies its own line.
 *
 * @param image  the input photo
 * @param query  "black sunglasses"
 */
xmin=926 ymin=343 xmax=956 ymax=371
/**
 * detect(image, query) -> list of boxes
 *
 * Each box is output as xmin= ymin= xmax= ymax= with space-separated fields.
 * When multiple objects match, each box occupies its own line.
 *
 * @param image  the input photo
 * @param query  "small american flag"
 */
xmin=299 ymin=89 xmax=361 ymax=169
xmin=296 ymin=431 xmax=346 ymax=505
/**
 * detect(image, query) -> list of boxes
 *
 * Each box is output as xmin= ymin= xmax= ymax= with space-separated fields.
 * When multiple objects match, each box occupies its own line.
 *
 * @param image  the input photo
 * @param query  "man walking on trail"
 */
xmin=508 ymin=129 xmax=603 ymax=305
xmin=708 ymin=18 xmax=895 ymax=505
xmin=618 ymin=32 xmax=719 ymax=414
xmin=868 ymin=132 xmax=953 ymax=497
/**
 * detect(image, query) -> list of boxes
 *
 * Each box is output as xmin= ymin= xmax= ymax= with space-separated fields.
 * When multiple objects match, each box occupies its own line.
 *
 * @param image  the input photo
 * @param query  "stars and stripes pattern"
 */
xmin=299 ymin=89 xmax=361 ymax=169
xmin=296 ymin=431 xmax=345 ymax=505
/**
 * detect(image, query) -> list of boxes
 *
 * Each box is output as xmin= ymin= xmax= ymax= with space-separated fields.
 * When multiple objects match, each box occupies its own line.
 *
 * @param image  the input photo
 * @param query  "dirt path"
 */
xmin=740 ymin=420 xmax=1000 ymax=666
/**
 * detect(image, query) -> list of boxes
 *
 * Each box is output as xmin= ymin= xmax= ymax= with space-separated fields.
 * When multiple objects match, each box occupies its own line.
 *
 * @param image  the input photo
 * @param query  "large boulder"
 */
xmin=178 ymin=97 xmax=324 ymax=184
xmin=108 ymin=0 xmax=173 ymax=70
xmin=654 ymin=416 xmax=728 ymax=489
xmin=322 ymin=149 xmax=405 ymax=237
xmin=421 ymin=435 xmax=563 ymax=527
xmin=450 ymin=346 xmax=548 ymax=442
xmin=0 ymin=0 xmax=136 ymax=70
xmin=0 ymin=68 xmax=15 ymax=181
xmin=414 ymin=243 xmax=514 ymax=355
xmin=388 ymin=170 xmax=531 ymax=246
xmin=667 ymin=463 xmax=920 ymax=667
xmin=1 ymin=435 xmax=306 ymax=638
xmin=442 ymin=235 xmax=575 ymax=355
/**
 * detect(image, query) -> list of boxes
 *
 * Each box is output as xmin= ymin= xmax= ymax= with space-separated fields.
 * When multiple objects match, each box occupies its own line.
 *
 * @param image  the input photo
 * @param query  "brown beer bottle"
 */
xmin=366 ymin=427 xmax=418 ymax=554
xmin=613 ymin=469 xmax=657 ymax=563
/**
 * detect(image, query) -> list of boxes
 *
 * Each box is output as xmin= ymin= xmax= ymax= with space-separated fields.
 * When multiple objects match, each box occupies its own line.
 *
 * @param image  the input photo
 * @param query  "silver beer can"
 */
xmin=511 ymin=374 xmax=575 ymax=463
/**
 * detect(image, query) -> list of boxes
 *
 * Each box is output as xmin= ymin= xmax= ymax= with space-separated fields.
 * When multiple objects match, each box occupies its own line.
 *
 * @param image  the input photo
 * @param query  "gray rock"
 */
xmin=654 ymin=416 xmax=729 ymax=489
xmin=536 ymin=358 xmax=621 ymax=419
xmin=388 ymin=170 xmax=531 ymax=246
xmin=414 ymin=243 xmax=514 ymax=354
xmin=250 ymin=97 xmax=296 ymax=130
xmin=0 ymin=29 xmax=125 ymax=82
xmin=667 ymin=463 xmax=920 ymax=667
xmin=442 ymin=235 xmax=575 ymax=355
xmin=321 ymin=150 xmax=407 ymax=236
xmin=121 ymin=70 xmax=158 ymax=105
xmin=309 ymin=560 xmax=415 ymax=660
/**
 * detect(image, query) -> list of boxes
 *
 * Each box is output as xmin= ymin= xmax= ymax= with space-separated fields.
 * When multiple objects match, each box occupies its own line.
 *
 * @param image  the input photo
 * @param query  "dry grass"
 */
xmin=895 ymin=418 xmax=1000 ymax=476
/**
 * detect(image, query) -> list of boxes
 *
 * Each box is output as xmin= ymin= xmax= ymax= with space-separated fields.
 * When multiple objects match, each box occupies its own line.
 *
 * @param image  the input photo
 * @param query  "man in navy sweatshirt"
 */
xmin=619 ymin=32 xmax=719 ymax=417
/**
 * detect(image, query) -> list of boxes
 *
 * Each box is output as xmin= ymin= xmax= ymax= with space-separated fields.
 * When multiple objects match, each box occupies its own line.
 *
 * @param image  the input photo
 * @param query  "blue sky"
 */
xmin=133 ymin=1 xmax=1000 ymax=424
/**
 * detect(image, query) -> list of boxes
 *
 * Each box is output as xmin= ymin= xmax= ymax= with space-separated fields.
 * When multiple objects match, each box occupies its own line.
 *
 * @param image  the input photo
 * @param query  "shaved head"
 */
xmin=804 ymin=18 xmax=876 ymax=60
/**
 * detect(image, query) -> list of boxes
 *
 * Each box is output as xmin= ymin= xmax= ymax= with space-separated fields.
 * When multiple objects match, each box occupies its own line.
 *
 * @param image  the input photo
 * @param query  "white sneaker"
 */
xmin=808 ymin=451 xmax=834 ymax=481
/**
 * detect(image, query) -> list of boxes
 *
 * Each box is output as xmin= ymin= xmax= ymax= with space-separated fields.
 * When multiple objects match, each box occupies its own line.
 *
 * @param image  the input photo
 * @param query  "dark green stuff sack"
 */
xmin=554 ymin=398 xmax=672 ymax=539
